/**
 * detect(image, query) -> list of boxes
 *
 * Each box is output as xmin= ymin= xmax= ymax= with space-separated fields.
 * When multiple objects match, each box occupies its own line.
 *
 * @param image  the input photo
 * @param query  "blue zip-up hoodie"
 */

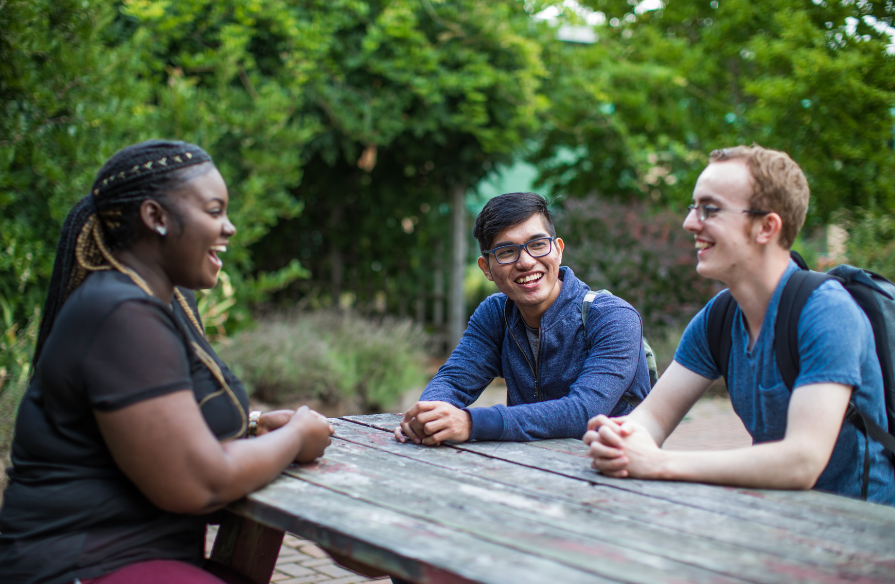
xmin=420 ymin=266 xmax=651 ymax=441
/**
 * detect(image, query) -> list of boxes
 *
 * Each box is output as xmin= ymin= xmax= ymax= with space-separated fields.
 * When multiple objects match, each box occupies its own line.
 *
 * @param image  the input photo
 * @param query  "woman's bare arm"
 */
xmin=95 ymin=391 xmax=333 ymax=514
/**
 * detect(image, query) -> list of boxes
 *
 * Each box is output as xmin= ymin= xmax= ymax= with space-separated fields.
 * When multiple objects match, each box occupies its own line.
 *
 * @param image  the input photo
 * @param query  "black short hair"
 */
xmin=473 ymin=192 xmax=556 ymax=255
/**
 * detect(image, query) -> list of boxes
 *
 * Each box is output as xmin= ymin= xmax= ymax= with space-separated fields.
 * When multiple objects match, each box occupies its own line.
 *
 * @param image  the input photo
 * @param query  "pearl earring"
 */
xmin=156 ymin=226 xmax=167 ymax=236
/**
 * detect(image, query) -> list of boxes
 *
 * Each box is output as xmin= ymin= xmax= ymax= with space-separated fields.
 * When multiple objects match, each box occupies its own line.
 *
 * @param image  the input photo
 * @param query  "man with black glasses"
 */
xmin=394 ymin=192 xmax=652 ymax=445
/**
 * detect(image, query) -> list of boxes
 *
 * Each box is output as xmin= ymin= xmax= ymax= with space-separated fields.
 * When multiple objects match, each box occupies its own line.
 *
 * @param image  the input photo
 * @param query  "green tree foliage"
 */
xmin=6 ymin=0 xmax=892 ymax=377
xmin=532 ymin=0 xmax=895 ymax=224
xmin=1 ymin=0 xmax=548 ymax=341
xmin=835 ymin=208 xmax=895 ymax=280
xmin=1 ymin=0 xmax=327 ymax=340
xmin=1 ymin=0 xmax=150 ymax=326
xmin=252 ymin=0 xmax=548 ymax=319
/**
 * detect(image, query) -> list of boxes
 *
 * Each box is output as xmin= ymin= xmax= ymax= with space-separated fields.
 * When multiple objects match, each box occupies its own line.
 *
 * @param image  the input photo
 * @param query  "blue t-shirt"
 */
xmin=674 ymin=261 xmax=895 ymax=505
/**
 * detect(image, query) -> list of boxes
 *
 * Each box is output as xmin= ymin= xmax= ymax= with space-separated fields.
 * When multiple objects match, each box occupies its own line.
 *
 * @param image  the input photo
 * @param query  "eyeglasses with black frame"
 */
xmin=483 ymin=237 xmax=556 ymax=265
xmin=687 ymin=203 xmax=770 ymax=222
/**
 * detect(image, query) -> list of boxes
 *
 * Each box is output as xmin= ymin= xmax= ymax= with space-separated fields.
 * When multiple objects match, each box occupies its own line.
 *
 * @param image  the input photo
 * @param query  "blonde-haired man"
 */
xmin=585 ymin=146 xmax=895 ymax=504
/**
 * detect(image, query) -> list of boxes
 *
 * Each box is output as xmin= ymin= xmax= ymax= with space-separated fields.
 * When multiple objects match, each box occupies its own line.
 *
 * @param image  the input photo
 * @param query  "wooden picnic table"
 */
xmin=211 ymin=413 xmax=895 ymax=584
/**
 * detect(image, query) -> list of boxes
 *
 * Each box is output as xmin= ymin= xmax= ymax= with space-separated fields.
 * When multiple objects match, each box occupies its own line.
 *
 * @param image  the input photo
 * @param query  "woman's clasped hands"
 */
xmin=258 ymin=405 xmax=334 ymax=464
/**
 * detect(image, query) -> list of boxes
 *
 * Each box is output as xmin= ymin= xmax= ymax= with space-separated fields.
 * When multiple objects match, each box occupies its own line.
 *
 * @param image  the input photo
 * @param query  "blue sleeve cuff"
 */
xmin=467 ymin=406 xmax=504 ymax=441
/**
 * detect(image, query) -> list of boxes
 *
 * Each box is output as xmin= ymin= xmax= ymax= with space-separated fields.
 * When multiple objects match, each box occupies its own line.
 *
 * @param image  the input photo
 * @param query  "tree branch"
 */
xmin=238 ymin=65 xmax=260 ymax=102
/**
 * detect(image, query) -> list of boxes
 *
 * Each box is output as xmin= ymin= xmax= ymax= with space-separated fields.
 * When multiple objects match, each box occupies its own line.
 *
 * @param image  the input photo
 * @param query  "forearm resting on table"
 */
xmin=96 ymin=390 xmax=317 ymax=514
xmin=617 ymin=382 xmax=850 ymax=490
xmin=654 ymin=440 xmax=828 ymax=489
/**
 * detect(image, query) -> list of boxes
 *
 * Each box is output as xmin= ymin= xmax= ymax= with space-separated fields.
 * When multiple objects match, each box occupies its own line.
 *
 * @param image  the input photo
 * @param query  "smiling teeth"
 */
xmin=695 ymin=241 xmax=712 ymax=250
xmin=516 ymin=273 xmax=542 ymax=284
xmin=211 ymin=245 xmax=227 ymax=253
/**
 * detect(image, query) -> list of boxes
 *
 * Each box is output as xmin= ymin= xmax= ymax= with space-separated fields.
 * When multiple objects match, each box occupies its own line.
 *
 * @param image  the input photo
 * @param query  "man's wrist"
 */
xmin=462 ymin=409 xmax=473 ymax=440
xmin=650 ymin=449 xmax=676 ymax=481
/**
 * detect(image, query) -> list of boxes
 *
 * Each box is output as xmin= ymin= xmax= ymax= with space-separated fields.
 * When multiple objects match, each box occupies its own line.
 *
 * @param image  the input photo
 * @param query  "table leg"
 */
xmin=210 ymin=510 xmax=285 ymax=584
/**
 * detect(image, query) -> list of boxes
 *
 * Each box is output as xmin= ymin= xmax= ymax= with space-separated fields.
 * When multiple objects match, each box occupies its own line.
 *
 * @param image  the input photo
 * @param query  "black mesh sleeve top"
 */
xmin=0 ymin=271 xmax=249 ymax=584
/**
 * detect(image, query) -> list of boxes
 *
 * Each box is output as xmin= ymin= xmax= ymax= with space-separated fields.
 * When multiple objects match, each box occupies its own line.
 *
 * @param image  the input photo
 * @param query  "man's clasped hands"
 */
xmin=583 ymin=415 xmax=670 ymax=479
xmin=394 ymin=401 xmax=473 ymax=445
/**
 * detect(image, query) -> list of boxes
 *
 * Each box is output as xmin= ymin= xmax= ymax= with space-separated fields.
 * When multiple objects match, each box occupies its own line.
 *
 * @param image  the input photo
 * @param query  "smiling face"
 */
xmin=162 ymin=165 xmax=236 ymax=290
xmin=684 ymin=159 xmax=759 ymax=284
xmin=477 ymin=213 xmax=565 ymax=326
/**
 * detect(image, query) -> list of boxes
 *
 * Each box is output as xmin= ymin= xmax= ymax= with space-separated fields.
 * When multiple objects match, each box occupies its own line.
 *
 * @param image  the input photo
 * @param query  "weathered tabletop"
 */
xmin=212 ymin=413 xmax=895 ymax=584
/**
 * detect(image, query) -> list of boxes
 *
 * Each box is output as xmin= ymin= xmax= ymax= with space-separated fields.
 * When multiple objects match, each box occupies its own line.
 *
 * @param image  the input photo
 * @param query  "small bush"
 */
xmin=837 ymin=210 xmax=895 ymax=282
xmin=0 ymin=300 xmax=39 ymax=498
xmin=218 ymin=310 xmax=431 ymax=413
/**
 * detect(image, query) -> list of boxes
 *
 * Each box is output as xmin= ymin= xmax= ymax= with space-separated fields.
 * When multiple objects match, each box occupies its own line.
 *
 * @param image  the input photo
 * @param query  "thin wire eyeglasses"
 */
xmin=687 ymin=203 xmax=770 ymax=222
xmin=483 ymin=237 xmax=556 ymax=265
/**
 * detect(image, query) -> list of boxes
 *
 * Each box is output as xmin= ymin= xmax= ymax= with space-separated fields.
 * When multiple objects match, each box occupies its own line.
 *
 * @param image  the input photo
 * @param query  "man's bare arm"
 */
xmin=587 ymin=380 xmax=851 ymax=489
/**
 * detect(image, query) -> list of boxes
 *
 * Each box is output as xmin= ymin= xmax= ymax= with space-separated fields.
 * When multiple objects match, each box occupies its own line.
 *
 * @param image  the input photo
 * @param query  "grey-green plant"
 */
xmin=218 ymin=310 xmax=431 ymax=413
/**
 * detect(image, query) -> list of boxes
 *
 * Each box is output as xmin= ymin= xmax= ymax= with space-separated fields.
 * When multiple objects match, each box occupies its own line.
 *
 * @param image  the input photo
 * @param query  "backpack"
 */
xmin=707 ymin=251 xmax=895 ymax=499
xmin=582 ymin=289 xmax=659 ymax=408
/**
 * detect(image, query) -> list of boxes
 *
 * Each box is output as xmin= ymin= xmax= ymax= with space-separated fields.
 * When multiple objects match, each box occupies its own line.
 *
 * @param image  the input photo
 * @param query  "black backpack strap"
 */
xmin=847 ymin=404 xmax=895 ymax=454
xmin=774 ymin=270 xmax=830 ymax=391
xmin=844 ymin=404 xmax=873 ymax=501
xmin=845 ymin=402 xmax=895 ymax=501
xmin=789 ymin=249 xmax=810 ymax=270
xmin=707 ymin=290 xmax=737 ymax=383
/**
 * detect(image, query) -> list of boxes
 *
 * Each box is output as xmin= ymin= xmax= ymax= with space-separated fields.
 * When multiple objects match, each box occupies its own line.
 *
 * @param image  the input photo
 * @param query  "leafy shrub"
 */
xmin=555 ymin=197 xmax=719 ymax=336
xmin=218 ymin=311 xmax=431 ymax=413
xmin=836 ymin=210 xmax=895 ymax=282
xmin=0 ymin=300 xmax=39 ymax=496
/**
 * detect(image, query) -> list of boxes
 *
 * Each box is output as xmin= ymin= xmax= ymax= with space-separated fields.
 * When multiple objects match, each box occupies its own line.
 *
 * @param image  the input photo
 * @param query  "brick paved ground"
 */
xmin=204 ymin=528 xmax=391 ymax=584
xmin=212 ymin=389 xmax=749 ymax=584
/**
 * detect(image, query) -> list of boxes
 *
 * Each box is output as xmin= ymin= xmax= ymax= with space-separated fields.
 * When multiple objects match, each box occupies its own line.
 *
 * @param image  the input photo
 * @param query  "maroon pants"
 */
xmin=79 ymin=559 xmax=254 ymax=584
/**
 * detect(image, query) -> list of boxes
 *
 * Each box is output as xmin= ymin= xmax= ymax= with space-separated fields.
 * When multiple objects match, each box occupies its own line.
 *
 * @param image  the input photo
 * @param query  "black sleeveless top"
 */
xmin=0 ymin=271 xmax=249 ymax=584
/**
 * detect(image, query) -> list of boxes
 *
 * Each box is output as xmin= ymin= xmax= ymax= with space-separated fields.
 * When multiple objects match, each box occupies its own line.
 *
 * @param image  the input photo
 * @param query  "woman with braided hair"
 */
xmin=0 ymin=140 xmax=334 ymax=584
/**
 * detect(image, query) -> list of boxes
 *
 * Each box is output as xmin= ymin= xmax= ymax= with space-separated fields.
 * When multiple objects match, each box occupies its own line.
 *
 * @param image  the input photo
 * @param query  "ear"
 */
xmin=753 ymin=212 xmax=783 ymax=246
xmin=139 ymin=199 xmax=168 ymax=237
xmin=477 ymin=256 xmax=493 ymax=281
xmin=554 ymin=237 xmax=564 ymax=262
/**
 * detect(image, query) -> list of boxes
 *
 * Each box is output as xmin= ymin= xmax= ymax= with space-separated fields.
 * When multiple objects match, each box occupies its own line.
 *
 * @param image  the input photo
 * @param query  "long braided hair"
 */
xmin=32 ymin=140 xmax=214 ymax=369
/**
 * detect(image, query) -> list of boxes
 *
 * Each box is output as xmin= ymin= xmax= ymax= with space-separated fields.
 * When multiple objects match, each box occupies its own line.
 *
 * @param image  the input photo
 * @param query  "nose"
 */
xmin=223 ymin=215 xmax=237 ymax=237
xmin=683 ymin=206 xmax=701 ymax=234
xmin=515 ymin=247 xmax=537 ymax=268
